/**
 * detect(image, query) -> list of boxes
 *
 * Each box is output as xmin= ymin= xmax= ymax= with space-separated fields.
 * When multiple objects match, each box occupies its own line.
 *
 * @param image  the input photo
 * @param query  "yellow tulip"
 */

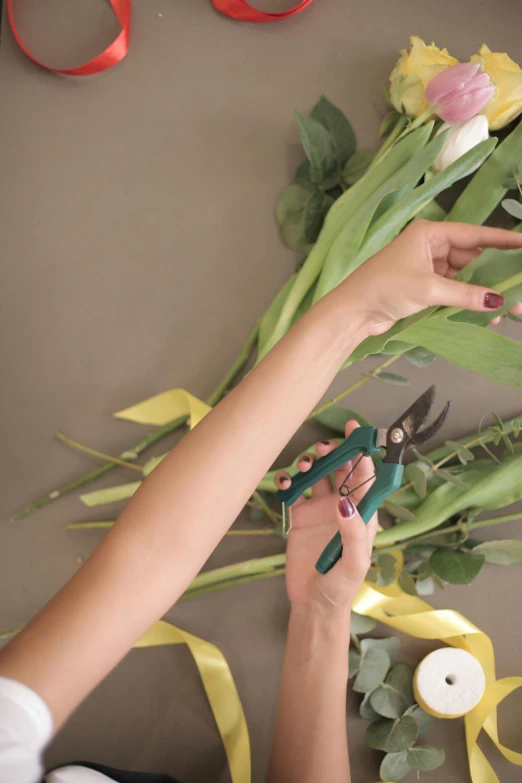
xmin=471 ymin=45 xmax=522 ymax=130
xmin=390 ymin=36 xmax=458 ymax=118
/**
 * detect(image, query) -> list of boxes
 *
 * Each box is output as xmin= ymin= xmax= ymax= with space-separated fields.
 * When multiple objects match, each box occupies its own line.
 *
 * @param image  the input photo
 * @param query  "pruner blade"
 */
xmin=383 ymin=385 xmax=450 ymax=464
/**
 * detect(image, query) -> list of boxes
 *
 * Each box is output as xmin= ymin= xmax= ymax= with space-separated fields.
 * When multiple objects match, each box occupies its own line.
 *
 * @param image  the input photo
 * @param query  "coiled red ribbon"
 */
xmin=5 ymin=0 xmax=312 ymax=76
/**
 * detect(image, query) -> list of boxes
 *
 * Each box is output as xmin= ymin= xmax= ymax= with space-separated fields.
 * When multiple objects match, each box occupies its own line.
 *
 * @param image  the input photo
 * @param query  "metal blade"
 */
xmin=390 ymin=385 xmax=436 ymax=441
xmin=414 ymin=400 xmax=451 ymax=445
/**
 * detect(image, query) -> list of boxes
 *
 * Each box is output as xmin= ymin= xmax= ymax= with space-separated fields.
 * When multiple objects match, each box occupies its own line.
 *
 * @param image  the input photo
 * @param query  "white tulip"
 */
xmin=432 ymin=115 xmax=489 ymax=173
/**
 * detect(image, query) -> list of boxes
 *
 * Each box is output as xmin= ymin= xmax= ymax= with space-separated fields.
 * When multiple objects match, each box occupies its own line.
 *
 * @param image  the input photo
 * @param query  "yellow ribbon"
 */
xmin=114 ymin=389 xmax=212 ymax=428
xmin=134 ymin=620 xmax=250 ymax=783
xmin=353 ymin=575 xmax=522 ymax=783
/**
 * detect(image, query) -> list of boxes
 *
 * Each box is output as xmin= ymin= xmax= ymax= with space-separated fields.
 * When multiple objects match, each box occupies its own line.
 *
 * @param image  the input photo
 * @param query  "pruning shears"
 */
xmin=277 ymin=386 xmax=450 ymax=575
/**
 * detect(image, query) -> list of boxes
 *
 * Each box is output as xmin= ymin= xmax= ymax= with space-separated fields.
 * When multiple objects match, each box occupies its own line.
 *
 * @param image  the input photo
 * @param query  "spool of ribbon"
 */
xmin=413 ymin=647 xmax=486 ymax=719
xmin=6 ymin=0 xmax=131 ymax=75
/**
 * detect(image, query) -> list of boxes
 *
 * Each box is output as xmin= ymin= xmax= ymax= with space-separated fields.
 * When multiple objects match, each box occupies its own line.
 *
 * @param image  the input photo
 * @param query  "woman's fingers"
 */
xmin=429 ymin=276 xmax=505 ymax=312
xmin=447 ymin=247 xmax=482 ymax=268
xmin=434 ymin=222 xmax=522 ymax=252
xmin=510 ymin=302 xmax=522 ymax=315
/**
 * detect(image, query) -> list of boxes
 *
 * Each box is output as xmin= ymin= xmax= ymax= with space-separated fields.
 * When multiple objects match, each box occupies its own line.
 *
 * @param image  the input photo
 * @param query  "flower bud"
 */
xmin=432 ymin=115 xmax=489 ymax=173
xmin=425 ymin=63 xmax=494 ymax=123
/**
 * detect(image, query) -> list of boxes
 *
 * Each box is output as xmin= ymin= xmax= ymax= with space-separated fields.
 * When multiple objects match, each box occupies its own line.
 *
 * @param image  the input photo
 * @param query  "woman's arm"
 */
xmin=1 ymin=221 xmax=521 ymax=731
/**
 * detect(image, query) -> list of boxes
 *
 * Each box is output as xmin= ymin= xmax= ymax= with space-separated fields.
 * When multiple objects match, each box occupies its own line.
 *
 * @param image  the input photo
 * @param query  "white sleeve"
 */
xmin=0 ymin=676 xmax=53 ymax=783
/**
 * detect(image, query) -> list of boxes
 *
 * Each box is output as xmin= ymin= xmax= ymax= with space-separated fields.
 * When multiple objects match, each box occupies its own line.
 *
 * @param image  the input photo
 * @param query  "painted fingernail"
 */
xmin=338 ymin=497 xmax=355 ymax=518
xmin=299 ymin=455 xmax=312 ymax=463
xmin=321 ymin=440 xmax=330 ymax=445
xmin=484 ymin=292 xmax=504 ymax=309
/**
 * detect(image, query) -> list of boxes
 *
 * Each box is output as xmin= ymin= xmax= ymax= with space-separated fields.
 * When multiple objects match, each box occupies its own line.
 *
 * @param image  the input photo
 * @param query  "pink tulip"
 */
xmin=425 ymin=63 xmax=494 ymax=123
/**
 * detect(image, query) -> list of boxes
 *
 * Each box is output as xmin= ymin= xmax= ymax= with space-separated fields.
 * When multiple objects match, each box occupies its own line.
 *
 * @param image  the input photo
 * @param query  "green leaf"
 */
xmin=313 ymin=406 xmax=370 ymax=433
xmin=370 ymin=664 xmax=415 ymax=718
xmin=471 ymin=539 xmax=522 ymax=565
xmin=430 ymin=549 xmax=485 ymax=585
xmin=445 ymin=440 xmax=475 ymax=465
xmin=350 ymin=612 xmax=377 ymax=635
xmin=80 ymin=481 xmax=141 ymax=507
xmin=360 ymin=691 xmax=380 ymax=720
xmin=405 ymin=463 xmax=427 ymax=499
xmin=502 ymin=198 xmax=522 ymax=220
xmin=365 ymin=566 xmax=378 ymax=583
xmin=311 ymin=95 xmax=356 ymax=167
xmin=294 ymin=110 xmax=338 ymax=187
xmin=349 ymin=648 xmax=361 ymax=678
xmin=353 ymin=647 xmax=391 ymax=693
xmin=384 ymin=501 xmax=417 ymax=522
xmin=407 ymin=746 xmax=445 ymax=771
xmin=437 ymin=469 xmax=468 ymax=488
xmin=404 ymin=704 xmax=433 ymax=737
xmin=379 ymin=751 xmax=411 ymax=782
xmin=294 ymin=159 xmax=315 ymax=191
xmin=502 ymin=176 xmax=519 ymax=189
xmin=361 ymin=637 xmax=401 ymax=665
xmin=415 ymin=199 xmax=447 ymax=222
xmin=378 ymin=553 xmax=398 ymax=585
xmin=416 ymin=576 xmax=435 ymax=595
xmin=343 ymin=149 xmax=375 ymax=185
xmin=515 ymin=419 xmax=521 ymax=438
xmin=404 ymin=346 xmax=436 ymax=367
xmin=379 ymin=110 xmax=402 ymax=137
xmin=366 ymin=716 xmax=418 ymax=753
xmin=276 ymin=184 xmax=311 ymax=251
xmin=447 ymin=120 xmax=522 ymax=224
xmin=376 ymin=372 xmax=409 ymax=386
xmin=398 ymin=572 xmax=417 ymax=596
xmin=303 ymin=190 xmax=334 ymax=244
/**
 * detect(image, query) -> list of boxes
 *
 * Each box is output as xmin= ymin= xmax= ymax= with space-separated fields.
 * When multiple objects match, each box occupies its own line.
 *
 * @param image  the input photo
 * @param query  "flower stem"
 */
xmin=0 ymin=626 xmax=22 ymax=641
xmin=308 ymin=354 xmax=403 ymax=419
xmin=56 ymin=433 xmax=144 ymax=474
xmin=14 ymin=321 xmax=260 ymax=520
xmin=179 ymin=568 xmax=285 ymax=602
xmin=369 ymin=116 xmax=408 ymax=169
xmin=252 ymin=490 xmax=281 ymax=525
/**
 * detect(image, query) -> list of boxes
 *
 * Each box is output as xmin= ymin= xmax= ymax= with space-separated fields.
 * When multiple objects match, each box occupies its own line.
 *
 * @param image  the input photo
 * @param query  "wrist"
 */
xmin=313 ymin=286 xmax=373 ymax=357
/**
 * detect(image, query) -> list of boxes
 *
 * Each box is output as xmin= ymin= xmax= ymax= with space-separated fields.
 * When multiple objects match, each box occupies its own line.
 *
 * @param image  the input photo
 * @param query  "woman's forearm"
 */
xmin=0 ymin=291 xmax=370 ymax=725
xmin=267 ymin=607 xmax=352 ymax=783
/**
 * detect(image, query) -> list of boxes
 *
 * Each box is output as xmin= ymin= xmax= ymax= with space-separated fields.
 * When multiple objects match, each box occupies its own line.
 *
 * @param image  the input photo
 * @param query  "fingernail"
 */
xmin=300 ymin=455 xmax=312 ymax=463
xmin=321 ymin=440 xmax=330 ymax=445
xmin=280 ymin=478 xmax=290 ymax=487
xmin=338 ymin=497 xmax=355 ymax=518
xmin=484 ymin=292 xmax=504 ymax=309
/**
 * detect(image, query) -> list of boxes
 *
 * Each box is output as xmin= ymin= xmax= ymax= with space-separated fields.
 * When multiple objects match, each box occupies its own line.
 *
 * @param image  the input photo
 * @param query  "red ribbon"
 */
xmin=6 ymin=0 xmax=131 ymax=75
xmin=5 ymin=0 xmax=311 ymax=77
xmin=211 ymin=0 xmax=313 ymax=23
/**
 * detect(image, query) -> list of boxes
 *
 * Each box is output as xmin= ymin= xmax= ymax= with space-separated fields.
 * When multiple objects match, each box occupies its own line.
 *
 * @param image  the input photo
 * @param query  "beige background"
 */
xmin=1 ymin=1 xmax=522 ymax=781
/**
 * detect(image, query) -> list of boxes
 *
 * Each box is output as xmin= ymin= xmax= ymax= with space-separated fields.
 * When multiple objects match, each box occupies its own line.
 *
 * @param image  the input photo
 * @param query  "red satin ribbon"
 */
xmin=211 ymin=0 xmax=313 ymax=22
xmin=6 ymin=0 xmax=131 ymax=75
xmin=5 ymin=0 xmax=310 ymax=77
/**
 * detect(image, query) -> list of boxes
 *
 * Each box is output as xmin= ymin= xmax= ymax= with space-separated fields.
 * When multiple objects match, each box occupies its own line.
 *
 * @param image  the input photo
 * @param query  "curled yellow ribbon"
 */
xmin=134 ymin=620 xmax=250 ymax=783
xmin=353 ymin=577 xmax=522 ymax=783
xmin=115 ymin=389 xmax=212 ymax=428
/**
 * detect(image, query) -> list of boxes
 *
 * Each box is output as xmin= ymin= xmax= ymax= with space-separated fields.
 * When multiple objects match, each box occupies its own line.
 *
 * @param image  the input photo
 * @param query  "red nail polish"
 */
xmin=321 ymin=440 xmax=330 ymax=446
xmin=300 ymin=455 xmax=312 ymax=463
xmin=338 ymin=497 xmax=355 ymax=518
xmin=484 ymin=292 xmax=504 ymax=309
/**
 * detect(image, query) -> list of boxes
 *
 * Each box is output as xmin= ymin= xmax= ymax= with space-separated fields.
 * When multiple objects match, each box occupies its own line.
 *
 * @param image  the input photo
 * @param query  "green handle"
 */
xmin=315 ymin=461 xmax=404 ymax=574
xmin=277 ymin=427 xmax=380 ymax=508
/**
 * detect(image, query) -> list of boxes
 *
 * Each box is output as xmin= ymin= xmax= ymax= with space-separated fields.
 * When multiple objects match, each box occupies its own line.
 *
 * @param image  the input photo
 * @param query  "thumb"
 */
xmin=431 ymin=277 xmax=505 ymax=312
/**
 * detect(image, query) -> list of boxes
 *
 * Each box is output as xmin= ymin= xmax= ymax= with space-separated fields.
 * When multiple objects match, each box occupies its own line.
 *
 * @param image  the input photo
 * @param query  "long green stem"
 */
xmin=14 ymin=321 xmax=260 ymax=520
xmin=179 ymin=568 xmax=285 ymax=602
xmin=369 ymin=116 xmax=409 ymax=169
xmin=252 ymin=490 xmax=281 ymax=525
xmin=56 ymin=433 xmax=144 ymax=474
xmin=308 ymin=354 xmax=403 ymax=418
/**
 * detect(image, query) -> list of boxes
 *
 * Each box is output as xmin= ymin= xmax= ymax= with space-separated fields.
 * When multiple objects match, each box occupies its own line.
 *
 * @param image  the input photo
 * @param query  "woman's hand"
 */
xmin=333 ymin=220 xmax=522 ymax=336
xmin=275 ymin=420 xmax=377 ymax=615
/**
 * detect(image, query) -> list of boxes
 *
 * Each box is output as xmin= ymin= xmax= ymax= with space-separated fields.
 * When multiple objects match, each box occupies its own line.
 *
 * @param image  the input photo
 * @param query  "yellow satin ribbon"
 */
xmin=353 ymin=570 xmax=522 ymax=783
xmin=134 ymin=620 xmax=250 ymax=783
xmin=115 ymin=389 xmax=212 ymax=428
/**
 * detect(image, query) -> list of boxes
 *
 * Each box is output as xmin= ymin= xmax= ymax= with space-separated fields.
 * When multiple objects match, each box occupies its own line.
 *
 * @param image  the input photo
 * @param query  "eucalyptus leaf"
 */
xmin=365 ymin=566 xmax=378 ymax=583
xmin=294 ymin=110 xmax=338 ymax=187
xmin=379 ymin=751 xmax=411 ymax=782
xmin=404 ymin=704 xmax=433 ymax=737
xmin=350 ymin=612 xmax=377 ymax=635
xmin=353 ymin=647 xmax=391 ymax=693
xmin=407 ymin=746 xmax=445 ymax=771
xmin=349 ymin=648 xmax=361 ymax=678
xmin=404 ymin=346 xmax=436 ymax=367
xmin=406 ymin=463 xmax=427 ymax=499
xmin=502 ymin=198 xmax=522 ymax=220
xmin=437 ymin=469 xmax=468 ymax=488
xmin=343 ymin=149 xmax=375 ymax=185
xmin=384 ymin=501 xmax=417 ymax=522
xmin=311 ymin=95 xmax=356 ymax=167
xmin=365 ymin=716 xmax=418 ymax=753
xmin=313 ymin=406 xmax=370 ymax=433
xmin=361 ymin=637 xmax=401 ymax=666
xmin=445 ymin=440 xmax=474 ymax=465
xmin=376 ymin=372 xmax=410 ymax=386
xmin=370 ymin=664 xmax=415 ymax=718
xmin=360 ymin=691 xmax=380 ymax=720
xmin=398 ymin=572 xmax=417 ymax=596
xmin=430 ymin=549 xmax=484 ymax=585
xmin=471 ymin=539 xmax=522 ymax=565
xmin=378 ymin=553 xmax=398 ymax=585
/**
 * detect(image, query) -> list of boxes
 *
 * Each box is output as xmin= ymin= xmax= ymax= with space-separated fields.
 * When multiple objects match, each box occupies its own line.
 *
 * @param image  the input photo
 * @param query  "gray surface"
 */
xmin=1 ymin=1 xmax=522 ymax=781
